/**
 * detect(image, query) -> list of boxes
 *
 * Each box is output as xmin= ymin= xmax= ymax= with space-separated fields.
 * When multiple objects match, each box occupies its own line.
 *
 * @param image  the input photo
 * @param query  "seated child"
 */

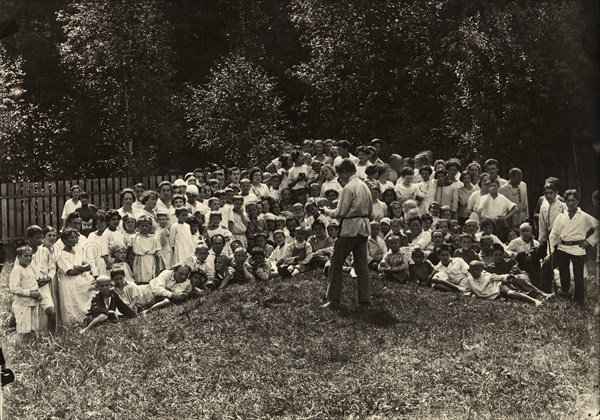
xmin=428 ymin=244 xmax=469 ymax=293
xmin=463 ymin=219 xmax=479 ymax=251
xmin=367 ymin=221 xmax=388 ymax=270
xmin=280 ymin=226 xmax=313 ymax=277
xmin=229 ymin=248 xmax=254 ymax=284
xmin=506 ymin=222 xmax=543 ymax=288
xmin=249 ymin=247 xmax=271 ymax=281
xmin=269 ymin=230 xmax=289 ymax=275
xmin=110 ymin=243 xmax=136 ymax=284
xmin=478 ymin=235 xmax=495 ymax=266
xmin=420 ymin=214 xmax=433 ymax=232
xmin=466 ymin=261 xmax=542 ymax=306
xmin=9 ymin=246 xmax=40 ymax=346
xmin=316 ymin=222 xmax=339 ymax=268
xmin=111 ymin=269 xmax=147 ymax=313
xmin=308 ymin=220 xmax=334 ymax=264
xmin=213 ymin=254 xmax=234 ymax=290
xmin=379 ymin=217 xmax=391 ymax=238
xmin=453 ymin=233 xmax=480 ymax=264
xmin=475 ymin=218 xmax=507 ymax=251
xmin=378 ymin=235 xmax=409 ymax=283
xmin=426 ymin=230 xmax=445 ymax=265
xmin=253 ymin=232 xmax=274 ymax=260
xmin=439 ymin=205 xmax=452 ymax=221
xmin=409 ymin=248 xmax=435 ymax=286
xmin=184 ymin=244 xmax=216 ymax=285
xmin=485 ymin=243 xmax=553 ymax=301
xmin=81 ymin=275 xmax=137 ymax=333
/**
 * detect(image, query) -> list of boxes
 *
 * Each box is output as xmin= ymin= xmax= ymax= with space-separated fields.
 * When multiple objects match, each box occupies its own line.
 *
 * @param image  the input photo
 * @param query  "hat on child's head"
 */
xmin=95 ymin=275 xmax=111 ymax=285
xmin=186 ymin=176 xmax=197 ymax=185
xmin=276 ymin=215 xmax=287 ymax=222
xmin=273 ymin=229 xmax=285 ymax=236
xmin=328 ymin=221 xmax=339 ymax=228
xmin=292 ymin=202 xmax=304 ymax=209
xmin=464 ymin=219 xmax=478 ymax=227
xmin=294 ymin=226 xmax=306 ymax=234
xmin=184 ymin=172 xmax=194 ymax=181
xmin=224 ymin=187 xmax=234 ymax=193
xmin=173 ymin=179 xmax=186 ymax=187
xmin=380 ymin=217 xmax=391 ymax=226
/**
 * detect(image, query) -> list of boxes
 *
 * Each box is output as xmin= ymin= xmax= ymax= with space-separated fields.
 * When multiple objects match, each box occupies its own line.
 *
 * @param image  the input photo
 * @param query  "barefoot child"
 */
xmin=409 ymin=248 xmax=435 ymax=286
xmin=9 ymin=246 xmax=41 ymax=346
xmin=466 ymin=261 xmax=542 ymax=306
xmin=81 ymin=275 xmax=137 ymax=333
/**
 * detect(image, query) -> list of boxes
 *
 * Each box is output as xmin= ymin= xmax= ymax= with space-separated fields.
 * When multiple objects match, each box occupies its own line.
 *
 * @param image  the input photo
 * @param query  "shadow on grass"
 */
xmin=338 ymin=306 xmax=400 ymax=327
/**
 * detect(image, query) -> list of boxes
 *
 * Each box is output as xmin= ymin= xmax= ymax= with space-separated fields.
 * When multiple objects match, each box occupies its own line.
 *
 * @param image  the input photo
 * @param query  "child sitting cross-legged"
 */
xmin=378 ymin=235 xmax=409 ymax=283
xmin=308 ymin=220 xmax=334 ymax=265
xmin=80 ymin=275 xmax=137 ymax=333
xmin=409 ymin=248 xmax=435 ymax=286
xmin=466 ymin=260 xmax=543 ymax=306
xmin=279 ymin=226 xmax=313 ymax=278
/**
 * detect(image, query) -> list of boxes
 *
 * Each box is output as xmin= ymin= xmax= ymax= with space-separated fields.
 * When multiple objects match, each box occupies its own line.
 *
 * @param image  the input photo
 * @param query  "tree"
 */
xmin=0 ymin=45 xmax=66 ymax=181
xmin=57 ymin=0 xmax=182 ymax=177
xmin=183 ymin=53 xmax=288 ymax=168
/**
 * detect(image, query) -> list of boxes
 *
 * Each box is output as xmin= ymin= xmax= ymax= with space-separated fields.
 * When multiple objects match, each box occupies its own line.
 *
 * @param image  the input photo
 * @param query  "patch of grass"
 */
xmin=1 ymin=261 xmax=599 ymax=419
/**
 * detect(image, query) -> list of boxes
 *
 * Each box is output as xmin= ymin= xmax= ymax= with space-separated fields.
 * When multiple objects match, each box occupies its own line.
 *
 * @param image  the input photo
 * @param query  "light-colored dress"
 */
xmin=170 ymin=222 xmax=195 ymax=266
xmin=131 ymin=233 xmax=161 ymax=284
xmin=56 ymin=248 xmax=96 ymax=326
xmin=155 ymin=227 xmax=172 ymax=270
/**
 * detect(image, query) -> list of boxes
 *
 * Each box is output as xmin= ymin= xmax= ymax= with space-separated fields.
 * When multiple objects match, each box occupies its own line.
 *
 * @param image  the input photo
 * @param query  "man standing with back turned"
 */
xmin=323 ymin=159 xmax=374 ymax=310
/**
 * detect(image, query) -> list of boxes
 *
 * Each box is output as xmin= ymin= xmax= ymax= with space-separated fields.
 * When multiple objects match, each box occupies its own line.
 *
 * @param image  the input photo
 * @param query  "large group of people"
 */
xmin=7 ymin=138 xmax=599 ymax=345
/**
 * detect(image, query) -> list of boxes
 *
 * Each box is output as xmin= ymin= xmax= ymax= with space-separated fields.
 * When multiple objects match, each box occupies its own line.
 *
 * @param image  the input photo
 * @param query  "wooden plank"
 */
xmin=50 ymin=181 xmax=58 ymax=230
xmin=31 ymin=181 xmax=39 ymax=228
xmin=100 ymin=178 xmax=107 ymax=210
xmin=40 ymin=181 xmax=47 ymax=228
xmin=56 ymin=180 xmax=65 ymax=229
xmin=0 ymin=183 xmax=8 ymax=241
xmin=92 ymin=178 xmax=99 ymax=211
xmin=112 ymin=177 xmax=121 ymax=210
xmin=16 ymin=182 xmax=23 ymax=241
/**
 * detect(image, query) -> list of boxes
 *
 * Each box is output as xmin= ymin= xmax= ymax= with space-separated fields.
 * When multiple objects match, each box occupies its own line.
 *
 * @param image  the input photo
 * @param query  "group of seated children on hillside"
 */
xmin=8 ymin=139 xmax=598 ymax=343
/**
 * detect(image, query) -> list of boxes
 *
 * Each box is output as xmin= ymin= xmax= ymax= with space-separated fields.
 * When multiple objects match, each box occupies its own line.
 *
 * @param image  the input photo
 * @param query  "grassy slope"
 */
xmin=1 ymin=260 xmax=599 ymax=419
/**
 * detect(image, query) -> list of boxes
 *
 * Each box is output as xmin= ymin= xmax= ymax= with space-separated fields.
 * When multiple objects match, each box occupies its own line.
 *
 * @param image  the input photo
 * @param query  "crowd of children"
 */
xmin=8 ymin=139 xmax=599 ymax=344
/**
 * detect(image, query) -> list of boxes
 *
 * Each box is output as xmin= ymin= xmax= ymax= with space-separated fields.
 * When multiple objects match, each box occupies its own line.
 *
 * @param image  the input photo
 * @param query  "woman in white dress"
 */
xmin=466 ymin=172 xmax=491 ymax=225
xmin=118 ymin=188 xmax=138 ymax=218
xmin=56 ymin=228 xmax=95 ymax=326
xmin=249 ymin=167 xmax=270 ymax=199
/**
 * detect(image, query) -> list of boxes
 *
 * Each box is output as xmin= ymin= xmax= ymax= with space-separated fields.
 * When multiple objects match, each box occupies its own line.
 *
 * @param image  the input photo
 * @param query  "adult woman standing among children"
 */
xmin=56 ymin=229 xmax=96 ymax=326
xmin=466 ymin=172 xmax=491 ymax=224
xmin=60 ymin=185 xmax=82 ymax=228
xmin=249 ymin=167 xmax=270 ymax=199
xmin=117 ymin=188 xmax=138 ymax=218
xmin=155 ymin=181 xmax=176 ymax=225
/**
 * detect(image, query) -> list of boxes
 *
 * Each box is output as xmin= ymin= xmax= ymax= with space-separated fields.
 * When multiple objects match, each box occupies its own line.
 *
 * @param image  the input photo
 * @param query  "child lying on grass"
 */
xmin=466 ymin=261 xmax=542 ymax=306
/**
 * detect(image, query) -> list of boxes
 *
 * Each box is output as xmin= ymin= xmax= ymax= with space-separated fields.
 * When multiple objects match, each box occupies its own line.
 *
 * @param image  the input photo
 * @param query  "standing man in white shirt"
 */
xmin=323 ymin=159 xmax=373 ymax=310
xmin=549 ymin=189 xmax=598 ymax=304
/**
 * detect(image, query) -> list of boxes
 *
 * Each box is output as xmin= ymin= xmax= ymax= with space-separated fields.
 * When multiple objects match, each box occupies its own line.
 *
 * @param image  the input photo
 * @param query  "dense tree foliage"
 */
xmin=183 ymin=53 xmax=288 ymax=168
xmin=0 ymin=0 xmax=597 ymax=194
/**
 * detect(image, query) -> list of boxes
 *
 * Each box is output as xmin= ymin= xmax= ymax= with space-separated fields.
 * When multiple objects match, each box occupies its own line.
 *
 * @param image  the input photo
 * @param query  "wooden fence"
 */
xmin=0 ymin=160 xmax=592 ymax=245
xmin=0 ymin=175 xmax=184 ymax=243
